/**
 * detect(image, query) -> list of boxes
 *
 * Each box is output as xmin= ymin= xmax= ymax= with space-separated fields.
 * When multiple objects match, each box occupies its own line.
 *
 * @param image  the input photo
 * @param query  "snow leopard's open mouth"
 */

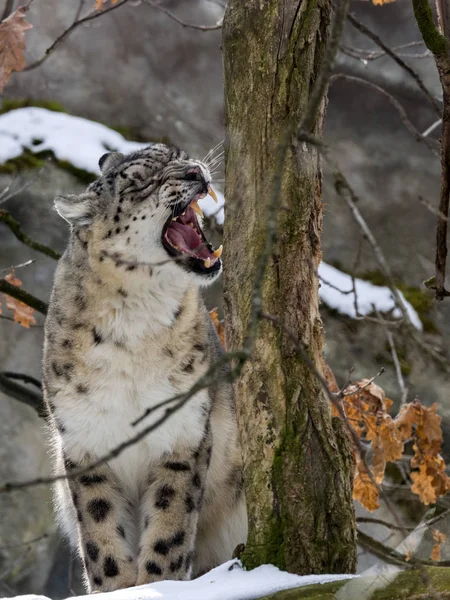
xmin=162 ymin=188 xmax=222 ymax=275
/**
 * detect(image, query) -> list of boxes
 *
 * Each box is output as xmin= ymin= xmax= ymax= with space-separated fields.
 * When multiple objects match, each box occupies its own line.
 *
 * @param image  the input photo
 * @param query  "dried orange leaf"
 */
xmin=372 ymin=438 xmax=386 ymax=484
xmin=209 ymin=308 xmax=226 ymax=348
xmin=431 ymin=531 xmax=446 ymax=562
xmin=372 ymin=0 xmax=395 ymax=4
xmin=0 ymin=7 xmax=33 ymax=93
xmin=421 ymin=404 xmax=442 ymax=444
xmin=395 ymin=402 xmax=418 ymax=441
xmin=4 ymin=294 xmax=36 ymax=327
xmin=379 ymin=414 xmax=404 ymax=462
xmin=411 ymin=464 xmax=437 ymax=505
xmin=432 ymin=529 xmax=447 ymax=544
xmin=431 ymin=543 xmax=442 ymax=562
xmin=353 ymin=460 xmax=380 ymax=511
xmin=1 ymin=269 xmax=36 ymax=328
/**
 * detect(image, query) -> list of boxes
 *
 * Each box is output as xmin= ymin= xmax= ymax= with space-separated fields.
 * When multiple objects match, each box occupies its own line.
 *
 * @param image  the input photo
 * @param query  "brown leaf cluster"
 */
xmin=0 ymin=7 xmax=33 ymax=93
xmin=336 ymin=378 xmax=450 ymax=511
xmin=1 ymin=269 xmax=36 ymax=327
xmin=209 ymin=308 xmax=226 ymax=348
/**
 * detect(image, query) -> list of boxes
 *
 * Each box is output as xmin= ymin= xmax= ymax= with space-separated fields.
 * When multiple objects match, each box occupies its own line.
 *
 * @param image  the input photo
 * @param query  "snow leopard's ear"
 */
xmin=98 ymin=152 xmax=125 ymax=173
xmin=54 ymin=192 xmax=96 ymax=227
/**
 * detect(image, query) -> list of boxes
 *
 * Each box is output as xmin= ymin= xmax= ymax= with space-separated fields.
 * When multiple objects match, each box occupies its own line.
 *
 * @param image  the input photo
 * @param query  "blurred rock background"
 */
xmin=0 ymin=0 xmax=449 ymax=595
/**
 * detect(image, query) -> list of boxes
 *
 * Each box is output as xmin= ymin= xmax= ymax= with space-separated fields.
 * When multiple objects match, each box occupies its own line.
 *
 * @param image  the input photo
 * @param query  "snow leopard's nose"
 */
xmin=185 ymin=166 xmax=208 ymax=193
xmin=185 ymin=166 xmax=203 ymax=181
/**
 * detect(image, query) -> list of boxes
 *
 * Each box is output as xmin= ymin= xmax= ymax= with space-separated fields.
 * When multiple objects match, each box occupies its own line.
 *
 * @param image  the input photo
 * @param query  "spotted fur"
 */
xmin=43 ymin=144 xmax=247 ymax=593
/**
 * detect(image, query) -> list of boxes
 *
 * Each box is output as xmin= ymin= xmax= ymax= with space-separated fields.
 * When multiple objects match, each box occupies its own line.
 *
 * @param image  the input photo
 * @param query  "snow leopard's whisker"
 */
xmin=207 ymin=150 xmax=225 ymax=165
xmin=205 ymin=150 xmax=224 ymax=167
xmin=206 ymin=152 xmax=224 ymax=166
xmin=203 ymin=140 xmax=224 ymax=164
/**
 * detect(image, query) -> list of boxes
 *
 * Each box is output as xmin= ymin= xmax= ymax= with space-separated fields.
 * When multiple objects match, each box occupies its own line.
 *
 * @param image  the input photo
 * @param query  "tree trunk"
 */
xmin=222 ymin=0 xmax=357 ymax=574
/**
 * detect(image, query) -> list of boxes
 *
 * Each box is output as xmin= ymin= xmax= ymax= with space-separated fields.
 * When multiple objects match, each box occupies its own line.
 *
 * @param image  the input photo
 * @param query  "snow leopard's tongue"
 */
xmin=165 ymin=206 xmax=217 ymax=262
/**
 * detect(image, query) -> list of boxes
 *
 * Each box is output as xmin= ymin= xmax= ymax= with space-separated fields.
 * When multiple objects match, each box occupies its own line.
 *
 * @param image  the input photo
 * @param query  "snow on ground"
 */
xmin=0 ymin=107 xmax=225 ymax=223
xmin=318 ymin=262 xmax=422 ymax=330
xmin=2 ymin=561 xmax=355 ymax=600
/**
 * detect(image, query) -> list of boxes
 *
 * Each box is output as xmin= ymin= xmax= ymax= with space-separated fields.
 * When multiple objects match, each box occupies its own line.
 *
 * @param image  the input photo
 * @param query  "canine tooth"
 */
xmin=204 ymin=257 xmax=211 ymax=268
xmin=190 ymin=200 xmax=204 ymax=217
xmin=172 ymin=217 xmax=177 ymax=221
xmin=208 ymin=186 xmax=218 ymax=203
xmin=212 ymin=245 xmax=223 ymax=259
xmin=182 ymin=211 xmax=186 ymax=216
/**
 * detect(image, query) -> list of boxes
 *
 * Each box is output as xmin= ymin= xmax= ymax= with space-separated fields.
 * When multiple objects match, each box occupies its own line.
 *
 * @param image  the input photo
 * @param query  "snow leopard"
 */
xmin=42 ymin=144 xmax=247 ymax=593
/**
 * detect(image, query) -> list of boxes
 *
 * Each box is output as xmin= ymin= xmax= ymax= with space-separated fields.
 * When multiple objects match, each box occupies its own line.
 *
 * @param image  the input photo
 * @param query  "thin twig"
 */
xmin=347 ymin=13 xmax=441 ymax=116
xmin=144 ymin=0 xmax=222 ymax=31
xmin=339 ymin=368 xmax=385 ymax=398
xmin=374 ymin=308 xmax=408 ymax=405
xmin=23 ymin=0 xmax=131 ymax=72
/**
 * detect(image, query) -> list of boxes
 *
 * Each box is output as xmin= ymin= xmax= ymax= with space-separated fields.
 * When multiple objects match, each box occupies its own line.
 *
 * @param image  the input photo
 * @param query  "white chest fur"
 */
xmin=54 ymin=273 xmax=208 ymax=495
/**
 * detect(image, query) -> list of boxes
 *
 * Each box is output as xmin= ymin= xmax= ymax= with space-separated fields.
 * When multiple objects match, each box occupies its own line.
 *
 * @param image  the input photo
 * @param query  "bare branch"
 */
xmin=330 ymin=73 xmax=439 ymax=158
xmin=0 ymin=210 xmax=61 ymax=260
xmin=144 ymin=0 xmax=222 ymax=31
xmin=347 ymin=13 xmax=441 ymax=116
xmin=357 ymin=517 xmax=414 ymax=532
xmin=0 ymin=278 xmax=48 ymax=315
xmin=23 ymin=0 xmax=132 ymax=72
xmin=357 ymin=529 xmax=450 ymax=568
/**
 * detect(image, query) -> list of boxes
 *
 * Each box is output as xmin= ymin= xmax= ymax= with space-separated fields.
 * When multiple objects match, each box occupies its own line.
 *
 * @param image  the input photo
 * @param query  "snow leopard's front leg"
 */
xmin=136 ymin=426 xmax=212 ymax=583
xmin=64 ymin=455 xmax=138 ymax=592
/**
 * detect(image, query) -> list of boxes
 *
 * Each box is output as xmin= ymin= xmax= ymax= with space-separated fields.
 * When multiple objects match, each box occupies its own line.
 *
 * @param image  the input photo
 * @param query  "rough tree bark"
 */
xmin=222 ymin=0 xmax=357 ymax=574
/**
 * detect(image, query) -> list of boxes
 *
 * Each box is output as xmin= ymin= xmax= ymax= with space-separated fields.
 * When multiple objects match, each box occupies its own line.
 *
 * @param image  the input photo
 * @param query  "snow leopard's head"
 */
xmin=54 ymin=144 xmax=222 ymax=286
